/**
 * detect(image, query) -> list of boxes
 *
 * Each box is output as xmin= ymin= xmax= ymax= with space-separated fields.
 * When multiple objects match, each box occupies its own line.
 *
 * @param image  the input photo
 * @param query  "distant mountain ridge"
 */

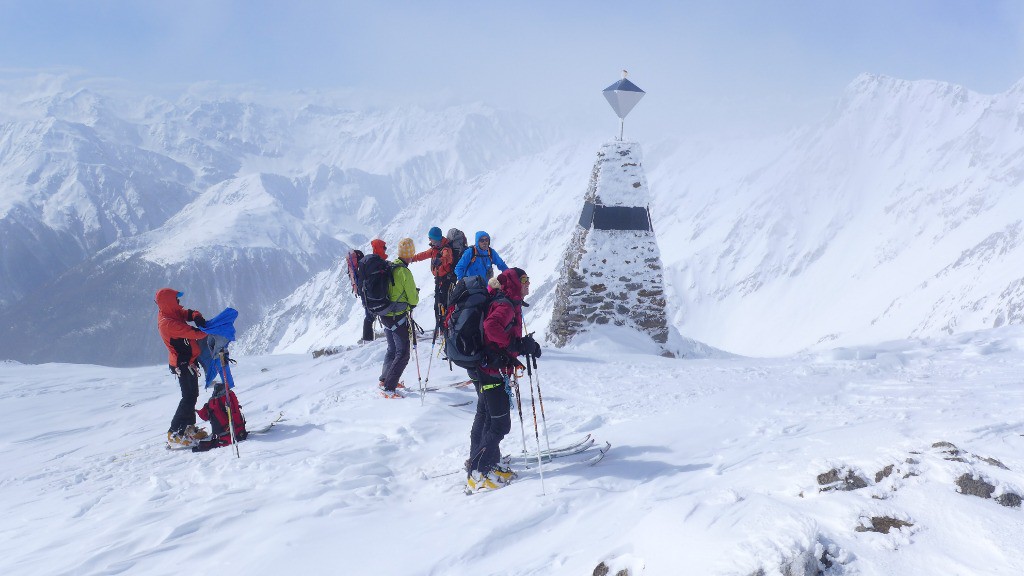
xmin=3 ymin=73 xmax=1024 ymax=364
xmin=0 ymin=77 xmax=558 ymax=365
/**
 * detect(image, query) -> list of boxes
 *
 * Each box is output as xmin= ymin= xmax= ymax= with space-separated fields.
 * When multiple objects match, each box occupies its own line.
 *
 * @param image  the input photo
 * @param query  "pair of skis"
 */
xmin=461 ymin=438 xmax=611 ymax=495
xmin=505 ymin=433 xmax=611 ymax=467
xmin=430 ymin=433 xmax=610 ymax=480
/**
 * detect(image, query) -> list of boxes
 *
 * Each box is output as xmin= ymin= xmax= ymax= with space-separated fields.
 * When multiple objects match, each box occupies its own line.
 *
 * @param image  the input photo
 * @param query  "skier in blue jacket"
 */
xmin=454 ymin=231 xmax=509 ymax=282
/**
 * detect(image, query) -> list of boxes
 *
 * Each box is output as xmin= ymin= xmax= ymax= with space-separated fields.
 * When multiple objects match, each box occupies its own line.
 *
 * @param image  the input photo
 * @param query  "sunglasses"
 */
xmin=520 ymin=276 xmax=530 ymax=284
xmin=479 ymin=237 xmax=490 ymax=243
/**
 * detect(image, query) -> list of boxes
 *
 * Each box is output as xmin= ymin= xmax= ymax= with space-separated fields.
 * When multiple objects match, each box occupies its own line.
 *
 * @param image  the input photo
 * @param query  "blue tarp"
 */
xmin=202 ymin=307 xmax=239 ymax=341
xmin=197 ymin=307 xmax=239 ymax=389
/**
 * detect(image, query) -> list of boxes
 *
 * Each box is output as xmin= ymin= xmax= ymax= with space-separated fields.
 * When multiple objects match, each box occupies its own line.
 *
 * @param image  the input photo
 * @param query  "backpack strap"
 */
xmin=389 ymin=260 xmax=407 ymax=286
xmin=470 ymin=246 xmax=493 ymax=267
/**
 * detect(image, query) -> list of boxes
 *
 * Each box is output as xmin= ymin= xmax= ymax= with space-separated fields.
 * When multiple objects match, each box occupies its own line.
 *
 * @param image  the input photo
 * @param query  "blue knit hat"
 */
xmin=428 ymin=226 xmax=443 ymax=241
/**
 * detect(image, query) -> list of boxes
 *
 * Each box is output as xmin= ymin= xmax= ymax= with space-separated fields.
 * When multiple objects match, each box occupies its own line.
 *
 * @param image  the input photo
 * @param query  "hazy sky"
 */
xmin=3 ymin=1 xmax=1024 ymax=140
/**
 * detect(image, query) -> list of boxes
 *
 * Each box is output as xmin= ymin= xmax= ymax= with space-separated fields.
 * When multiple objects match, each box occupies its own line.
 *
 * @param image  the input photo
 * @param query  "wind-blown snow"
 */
xmin=4 ymin=326 xmax=1024 ymax=575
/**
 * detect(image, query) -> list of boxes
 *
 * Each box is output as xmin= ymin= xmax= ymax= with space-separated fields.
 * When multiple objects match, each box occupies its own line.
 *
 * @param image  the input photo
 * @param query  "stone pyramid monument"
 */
xmin=547 ymin=75 xmax=671 ymax=352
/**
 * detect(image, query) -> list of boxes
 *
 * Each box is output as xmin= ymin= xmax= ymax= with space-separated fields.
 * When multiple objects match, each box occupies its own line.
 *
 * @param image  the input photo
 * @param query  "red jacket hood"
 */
xmin=495 ymin=269 xmax=524 ymax=302
xmin=371 ymin=239 xmax=388 ymax=259
xmin=155 ymin=288 xmax=185 ymax=316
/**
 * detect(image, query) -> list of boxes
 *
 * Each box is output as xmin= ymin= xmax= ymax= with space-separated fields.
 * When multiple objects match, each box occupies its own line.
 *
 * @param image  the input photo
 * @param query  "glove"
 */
xmin=498 ymin=353 xmax=525 ymax=370
xmin=191 ymin=311 xmax=207 ymax=328
xmin=520 ymin=334 xmax=542 ymax=358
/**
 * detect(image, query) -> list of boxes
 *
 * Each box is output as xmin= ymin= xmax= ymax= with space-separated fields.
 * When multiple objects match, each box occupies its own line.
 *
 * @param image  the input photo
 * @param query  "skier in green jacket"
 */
xmin=378 ymin=237 xmax=420 ymax=398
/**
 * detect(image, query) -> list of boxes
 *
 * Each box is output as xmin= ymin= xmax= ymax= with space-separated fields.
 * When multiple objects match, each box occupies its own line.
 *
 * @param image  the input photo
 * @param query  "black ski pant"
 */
xmin=379 ymin=313 xmax=411 ymax=391
xmin=467 ymin=367 xmax=511 ymax=475
xmin=169 ymin=364 xmax=199 ymax=434
xmin=361 ymin=305 xmax=375 ymax=342
xmin=433 ymin=277 xmax=454 ymax=328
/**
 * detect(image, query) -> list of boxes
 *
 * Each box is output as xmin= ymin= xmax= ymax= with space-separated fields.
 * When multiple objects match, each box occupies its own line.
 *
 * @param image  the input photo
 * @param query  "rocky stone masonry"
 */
xmin=548 ymin=141 xmax=670 ymax=350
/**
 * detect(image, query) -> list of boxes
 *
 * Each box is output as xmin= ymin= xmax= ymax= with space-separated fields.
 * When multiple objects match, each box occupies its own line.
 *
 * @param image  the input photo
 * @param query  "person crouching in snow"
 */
xmin=378 ymin=237 xmax=420 ymax=398
xmin=192 ymin=383 xmax=248 ymax=452
xmin=466 ymin=267 xmax=541 ymax=492
xmin=155 ymin=288 xmax=211 ymax=446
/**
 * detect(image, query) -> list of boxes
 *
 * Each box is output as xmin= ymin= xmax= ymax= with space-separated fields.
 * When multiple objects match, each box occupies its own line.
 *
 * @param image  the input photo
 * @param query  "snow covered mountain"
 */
xmin=5 ymin=72 xmax=1024 ymax=364
xmin=648 ymin=73 xmax=1024 ymax=356
xmin=0 ymin=76 xmax=558 ymax=366
xmin=245 ymin=73 xmax=1024 ymax=358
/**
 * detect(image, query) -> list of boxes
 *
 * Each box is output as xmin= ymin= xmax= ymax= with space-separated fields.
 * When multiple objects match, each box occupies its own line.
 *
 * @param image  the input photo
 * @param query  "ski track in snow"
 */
xmin=2 ymin=328 xmax=1024 ymax=575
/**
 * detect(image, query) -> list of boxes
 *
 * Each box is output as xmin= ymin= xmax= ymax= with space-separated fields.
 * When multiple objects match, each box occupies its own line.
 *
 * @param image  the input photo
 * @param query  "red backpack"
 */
xmin=193 ymin=387 xmax=248 ymax=451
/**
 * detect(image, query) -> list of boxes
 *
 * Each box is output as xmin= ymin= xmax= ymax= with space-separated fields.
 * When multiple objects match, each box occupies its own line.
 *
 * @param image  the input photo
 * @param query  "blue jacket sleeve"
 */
xmin=492 ymin=249 xmax=508 ymax=272
xmin=454 ymin=249 xmax=471 ymax=280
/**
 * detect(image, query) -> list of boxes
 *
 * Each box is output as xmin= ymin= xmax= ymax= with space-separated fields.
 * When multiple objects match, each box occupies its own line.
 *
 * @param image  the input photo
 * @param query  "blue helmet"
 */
xmin=428 ymin=226 xmax=443 ymax=241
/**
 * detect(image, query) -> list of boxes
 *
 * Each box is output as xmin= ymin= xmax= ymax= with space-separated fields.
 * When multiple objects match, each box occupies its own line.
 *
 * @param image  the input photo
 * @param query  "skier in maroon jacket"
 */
xmin=465 ymin=267 xmax=542 ymax=492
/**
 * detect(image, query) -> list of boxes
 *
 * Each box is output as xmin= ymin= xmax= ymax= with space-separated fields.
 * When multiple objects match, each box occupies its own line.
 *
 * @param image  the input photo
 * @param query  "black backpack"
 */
xmin=358 ymin=254 xmax=408 ymax=316
xmin=443 ymin=275 xmax=508 ymax=368
xmin=446 ymin=228 xmax=468 ymax=266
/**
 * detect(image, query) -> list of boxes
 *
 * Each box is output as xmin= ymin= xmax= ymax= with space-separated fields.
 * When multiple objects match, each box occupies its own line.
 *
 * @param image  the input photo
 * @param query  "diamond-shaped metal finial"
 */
xmin=603 ymin=71 xmax=645 ymax=140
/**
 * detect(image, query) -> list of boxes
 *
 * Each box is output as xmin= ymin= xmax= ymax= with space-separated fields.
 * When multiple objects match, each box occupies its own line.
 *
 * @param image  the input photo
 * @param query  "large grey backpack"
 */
xmin=446 ymin=228 xmax=468 ymax=266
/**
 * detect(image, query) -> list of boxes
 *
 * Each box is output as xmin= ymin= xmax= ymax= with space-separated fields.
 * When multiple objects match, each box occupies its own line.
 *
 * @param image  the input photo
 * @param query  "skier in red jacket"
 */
xmin=466 ymin=267 xmax=542 ymax=492
xmin=155 ymin=288 xmax=210 ymax=446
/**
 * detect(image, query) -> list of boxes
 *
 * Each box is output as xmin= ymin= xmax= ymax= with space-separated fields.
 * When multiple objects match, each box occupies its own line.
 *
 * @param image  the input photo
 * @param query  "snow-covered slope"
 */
xmin=5 ymin=326 xmax=1024 ymax=575
xmin=648 ymin=74 xmax=1024 ymax=356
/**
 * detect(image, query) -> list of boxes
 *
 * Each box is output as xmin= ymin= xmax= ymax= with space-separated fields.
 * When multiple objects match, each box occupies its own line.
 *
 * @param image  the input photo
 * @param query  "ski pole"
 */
xmin=407 ymin=310 xmax=424 ymax=404
xmin=425 ymin=303 xmax=444 ymax=387
xmin=217 ymin=351 xmax=240 ymax=458
xmin=511 ymin=372 xmax=528 ymax=454
xmin=526 ymin=364 xmax=546 ymax=495
xmin=407 ymin=309 xmax=423 ymax=403
xmin=424 ymin=323 xmax=436 ymax=389
xmin=526 ymin=354 xmax=551 ymax=452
